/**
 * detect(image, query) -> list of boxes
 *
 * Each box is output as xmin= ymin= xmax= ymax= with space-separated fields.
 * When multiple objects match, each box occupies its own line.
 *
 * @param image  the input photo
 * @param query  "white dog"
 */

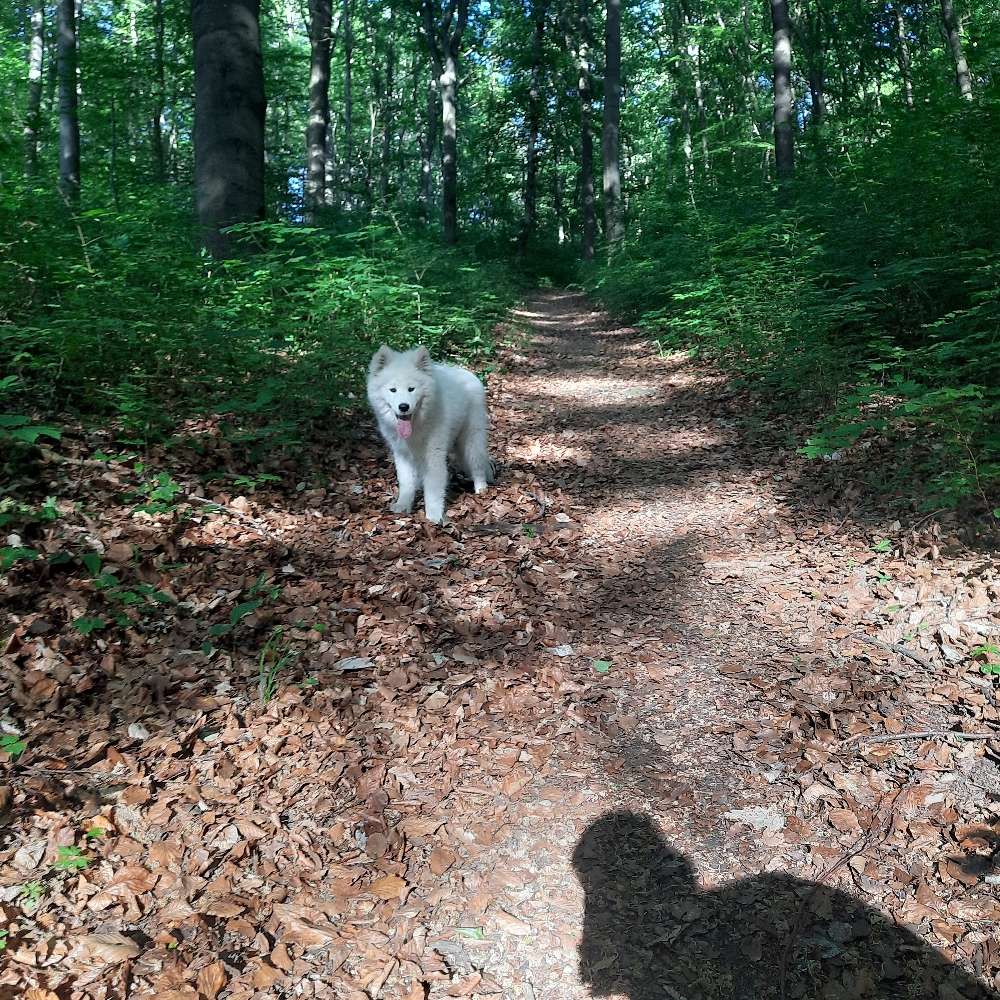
xmin=367 ymin=345 xmax=495 ymax=523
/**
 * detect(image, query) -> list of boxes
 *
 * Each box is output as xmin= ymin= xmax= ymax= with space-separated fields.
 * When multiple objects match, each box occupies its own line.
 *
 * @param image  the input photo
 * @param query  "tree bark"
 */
xmin=576 ymin=0 xmax=596 ymax=260
xmin=939 ymin=0 xmax=972 ymax=100
xmin=518 ymin=0 xmax=548 ymax=255
xmin=56 ymin=0 xmax=80 ymax=202
xmin=191 ymin=0 xmax=266 ymax=258
xmin=419 ymin=73 xmax=438 ymax=223
xmin=24 ymin=5 xmax=44 ymax=177
xmin=601 ymin=0 xmax=623 ymax=243
xmin=152 ymin=0 xmax=167 ymax=181
xmin=379 ymin=29 xmax=395 ymax=204
xmin=892 ymin=4 xmax=914 ymax=109
xmin=769 ymin=0 xmax=794 ymax=184
xmin=305 ymin=0 xmax=333 ymax=220
xmin=420 ymin=0 xmax=470 ymax=246
xmin=339 ymin=0 xmax=353 ymax=208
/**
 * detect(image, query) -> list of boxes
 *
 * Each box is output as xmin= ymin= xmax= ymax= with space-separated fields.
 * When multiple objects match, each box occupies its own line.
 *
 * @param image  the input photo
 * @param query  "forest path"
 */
xmin=6 ymin=292 xmax=999 ymax=1000
xmin=453 ymin=289 xmax=1000 ymax=998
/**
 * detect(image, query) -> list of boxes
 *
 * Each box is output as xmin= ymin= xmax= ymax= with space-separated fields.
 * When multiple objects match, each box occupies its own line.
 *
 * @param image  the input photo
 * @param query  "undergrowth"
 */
xmin=590 ymin=100 xmax=1000 ymax=514
xmin=0 ymin=188 xmax=523 ymax=461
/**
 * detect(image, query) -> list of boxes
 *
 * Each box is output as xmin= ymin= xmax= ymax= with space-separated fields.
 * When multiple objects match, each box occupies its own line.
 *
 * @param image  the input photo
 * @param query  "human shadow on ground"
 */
xmin=573 ymin=810 xmax=998 ymax=1000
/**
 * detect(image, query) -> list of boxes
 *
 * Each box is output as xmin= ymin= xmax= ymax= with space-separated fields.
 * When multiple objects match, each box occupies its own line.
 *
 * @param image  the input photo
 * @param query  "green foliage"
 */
xmin=53 ymin=846 xmax=90 ymax=871
xmin=1 ymin=194 xmax=519 ymax=460
xmin=0 ymin=732 xmax=26 ymax=759
xmin=258 ymin=626 xmax=297 ymax=704
xmin=593 ymin=96 xmax=1000 ymax=510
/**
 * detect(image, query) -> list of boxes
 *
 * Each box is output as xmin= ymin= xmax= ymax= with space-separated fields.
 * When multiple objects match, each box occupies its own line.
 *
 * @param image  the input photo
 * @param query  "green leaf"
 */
xmin=81 ymin=552 xmax=103 ymax=576
xmin=592 ymin=659 xmax=612 ymax=674
xmin=53 ymin=846 xmax=89 ymax=871
xmin=230 ymin=598 xmax=263 ymax=625
xmin=453 ymin=926 xmax=486 ymax=940
xmin=208 ymin=623 xmax=232 ymax=637
xmin=10 ymin=424 xmax=62 ymax=444
xmin=1 ymin=547 xmax=39 ymax=571
xmin=73 ymin=616 xmax=109 ymax=635
xmin=0 ymin=733 xmax=26 ymax=759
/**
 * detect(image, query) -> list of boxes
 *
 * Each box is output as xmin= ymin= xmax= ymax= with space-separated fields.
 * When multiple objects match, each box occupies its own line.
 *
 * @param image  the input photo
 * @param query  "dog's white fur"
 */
xmin=367 ymin=345 xmax=495 ymax=523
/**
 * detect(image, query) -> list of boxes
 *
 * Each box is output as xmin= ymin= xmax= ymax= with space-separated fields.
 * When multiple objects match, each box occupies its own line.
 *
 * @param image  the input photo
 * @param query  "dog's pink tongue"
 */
xmin=396 ymin=419 xmax=412 ymax=439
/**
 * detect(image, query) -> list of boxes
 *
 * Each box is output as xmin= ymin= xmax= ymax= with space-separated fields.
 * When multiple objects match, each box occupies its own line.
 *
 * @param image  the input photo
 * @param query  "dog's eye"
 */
xmin=389 ymin=388 xmax=396 ymax=393
xmin=407 ymin=387 xmax=414 ymax=393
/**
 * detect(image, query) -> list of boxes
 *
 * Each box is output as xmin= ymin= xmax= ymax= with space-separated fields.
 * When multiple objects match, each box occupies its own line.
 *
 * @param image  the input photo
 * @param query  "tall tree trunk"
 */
xmin=342 ymin=0 xmax=353 ymax=207
xmin=939 ymin=0 xmax=972 ymax=100
xmin=769 ymin=0 xmax=794 ymax=184
xmin=324 ymin=118 xmax=338 ymax=206
xmin=601 ymin=0 xmax=623 ymax=243
xmin=110 ymin=91 xmax=121 ymax=210
xmin=191 ymin=0 xmax=266 ymax=258
xmin=24 ymin=6 xmax=44 ymax=177
xmin=419 ymin=73 xmax=438 ymax=223
xmin=305 ymin=0 xmax=332 ymax=221
xmin=56 ymin=0 xmax=80 ymax=202
xmin=518 ymin=0 xmax=547 ymax=255
xmin=688 ymin=37 xmax=709 ymax=175
xmin=574 ymin=0 xmax=596 ymax=260
xmin=807 ymin=67 xmax=825 ymax=125
xmin=439 ymin=52 xmax=458 ymax=244
xmin=152 ymin=0 xmax=167 ymax=181
xmin=421 ymin=0 xmax=469 ymax=246
xmin=379 ymin=31 xmax=395 ymax=204
xmin=893 ymin=4 xmax=914 ymax=109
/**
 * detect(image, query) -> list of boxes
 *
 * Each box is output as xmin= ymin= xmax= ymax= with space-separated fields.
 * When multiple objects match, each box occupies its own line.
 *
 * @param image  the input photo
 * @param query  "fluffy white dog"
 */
xmin=367 ymin=345 xmax=495 ymax=523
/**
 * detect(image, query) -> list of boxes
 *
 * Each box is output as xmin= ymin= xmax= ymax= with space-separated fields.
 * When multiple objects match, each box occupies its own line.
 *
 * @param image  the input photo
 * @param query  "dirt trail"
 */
xmin=443 ymin=290 xmax=1000 ymax=999
xmin=4 ymin=290 xmax=1000 ymax=1000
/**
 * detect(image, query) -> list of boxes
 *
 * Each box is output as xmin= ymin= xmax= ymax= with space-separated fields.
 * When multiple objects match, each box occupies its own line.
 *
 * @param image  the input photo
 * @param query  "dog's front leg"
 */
xmin=389 ymin=450 xmax=418 ymax=513
xmin=422 ymin=449 xmax=449 ymax=524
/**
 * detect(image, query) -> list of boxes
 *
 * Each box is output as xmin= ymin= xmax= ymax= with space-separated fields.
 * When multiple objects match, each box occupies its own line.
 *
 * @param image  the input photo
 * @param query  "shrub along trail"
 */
xmin=3 ymin=291 xmax=1000 ymax=999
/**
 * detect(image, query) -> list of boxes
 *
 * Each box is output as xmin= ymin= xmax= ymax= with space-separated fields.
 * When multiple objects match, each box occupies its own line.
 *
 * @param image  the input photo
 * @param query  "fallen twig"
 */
xmin=851 ymin=633 xmax=935 ymax=671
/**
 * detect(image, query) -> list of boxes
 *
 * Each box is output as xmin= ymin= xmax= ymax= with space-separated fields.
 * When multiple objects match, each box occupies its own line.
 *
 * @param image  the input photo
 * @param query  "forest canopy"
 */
xmin=1 ymin=0 xmax=998 ymax=510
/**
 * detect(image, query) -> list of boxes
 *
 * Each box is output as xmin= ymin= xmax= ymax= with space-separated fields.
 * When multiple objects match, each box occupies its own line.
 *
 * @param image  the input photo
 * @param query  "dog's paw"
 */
xmin=389 ymin=500 xmax=413 ymax=514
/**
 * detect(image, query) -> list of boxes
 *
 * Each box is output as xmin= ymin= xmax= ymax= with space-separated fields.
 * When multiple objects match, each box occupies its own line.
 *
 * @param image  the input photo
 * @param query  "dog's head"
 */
xmin=367 ymin=345 xmax=435 ymax=440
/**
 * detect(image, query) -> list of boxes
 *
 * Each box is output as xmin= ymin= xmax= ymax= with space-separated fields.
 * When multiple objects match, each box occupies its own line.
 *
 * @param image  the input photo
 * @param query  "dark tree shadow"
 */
xmin=573 ymin=810 xmax=998 ymax=1000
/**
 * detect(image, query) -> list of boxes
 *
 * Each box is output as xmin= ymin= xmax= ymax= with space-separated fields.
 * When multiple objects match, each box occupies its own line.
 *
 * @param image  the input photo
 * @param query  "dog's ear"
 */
xmin=413 ymin=346 xmax=432 ymax=371
xmin=369 ymin=345 xmax=393 ymax=376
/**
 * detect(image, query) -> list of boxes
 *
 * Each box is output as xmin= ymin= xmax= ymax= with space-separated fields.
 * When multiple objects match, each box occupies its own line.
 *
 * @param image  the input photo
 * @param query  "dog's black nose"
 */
xmin=398 ymin=402 xmax=410 ymax=413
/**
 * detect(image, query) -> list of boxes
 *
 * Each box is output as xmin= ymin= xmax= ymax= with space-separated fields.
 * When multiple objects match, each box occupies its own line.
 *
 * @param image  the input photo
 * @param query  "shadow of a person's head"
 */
xmin=573 ymin=810 xmax=997 ymax=1000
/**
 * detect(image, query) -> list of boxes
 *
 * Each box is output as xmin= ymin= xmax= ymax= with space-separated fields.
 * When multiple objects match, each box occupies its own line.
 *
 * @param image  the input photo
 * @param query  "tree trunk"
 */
xmin=893 ymin=4 xmax=914 ymax=109
xmin=191 ymin=0 xmax=266 ymax=258
xmin=577 ymin=0 xmax=596 ymax=260
xmin=439 ymin=53 xmax=458 ymax=245
xmin=305 ymin=0 xmax=332 ymax=220
xmin=601 ymin=0 xmax=623 ymax=243
xmin=56 ymin=0 xmax=80 ymax=202
xmin=324 ymin=118 xmax=338 ymax=206
xmin=420 ymin=0 xmax=469 ymax=246
xmin=24 ymin=5 xmax=44 ymax=177
xmin=379 ymin=32 xmax=395 ymax=204
xmin=342 ymin=0 xmax=353 ymax=207
xmin=807 ymin=67 xmax=825 ymax=126
xmin=152 ymin=0 xmax=167 ymax=181
xmin=419 ymin=73 xmax=438 ymax=223
xmin=769 ymin=0 xmax=794 ymax=184
xmin=939 ymin=0 xmax=972 ymax=100
xmin=518 ymin=0 xmax=547 ymax=255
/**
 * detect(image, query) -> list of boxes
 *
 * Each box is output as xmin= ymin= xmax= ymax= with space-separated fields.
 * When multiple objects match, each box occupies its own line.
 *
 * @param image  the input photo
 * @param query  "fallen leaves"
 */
xmin=2 ymin=293 xmax=999 ymax=1000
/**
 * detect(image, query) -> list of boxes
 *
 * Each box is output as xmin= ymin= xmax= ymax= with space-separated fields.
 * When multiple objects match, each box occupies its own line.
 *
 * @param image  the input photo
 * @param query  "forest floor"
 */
xmin=3 ymin=291 xmax=1000 ymax=1000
